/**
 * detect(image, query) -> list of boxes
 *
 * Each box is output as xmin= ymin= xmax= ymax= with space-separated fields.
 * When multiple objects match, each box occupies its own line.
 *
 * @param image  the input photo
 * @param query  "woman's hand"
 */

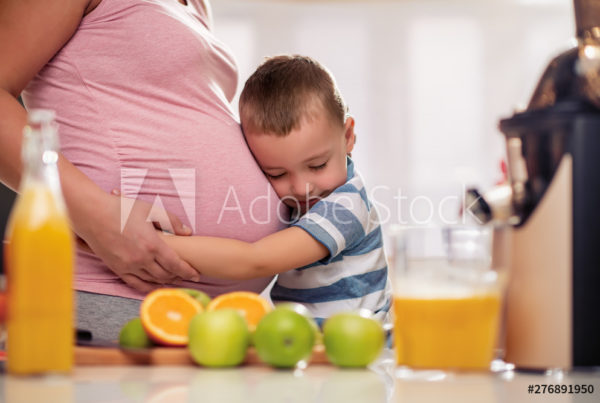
xmin=0 ymin=0 xmax=200 ymax=294
xmin=77 ymin=191 xmax=201 ymax=293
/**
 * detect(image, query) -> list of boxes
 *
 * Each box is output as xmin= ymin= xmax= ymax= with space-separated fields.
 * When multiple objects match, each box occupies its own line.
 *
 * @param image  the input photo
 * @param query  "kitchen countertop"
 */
xmin=2 ymin=351 xmax=600 ymax=403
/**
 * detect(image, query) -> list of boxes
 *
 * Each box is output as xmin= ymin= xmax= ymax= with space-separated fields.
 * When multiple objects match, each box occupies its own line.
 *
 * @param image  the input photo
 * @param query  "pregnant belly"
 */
xmin=65 ymin=113 xmax=286 ymax=242
xmin=70 ymin=116 xmax=286 ymax=299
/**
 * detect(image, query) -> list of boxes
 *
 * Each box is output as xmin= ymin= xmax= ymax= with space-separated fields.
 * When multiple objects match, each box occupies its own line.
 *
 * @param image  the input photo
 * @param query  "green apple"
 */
xmin=119 ymin=317 xmax=153 ymax=348
xmin=180 ymin=288 xmax=212 ymax=308
xmin=274 ymin=302 xmax=323 ymax=345
xmin=253 ymin=307 xmax=315 ymax=368
xmin=188 ymin=310 xmax=250 ymax=367
xmin=323 ymin=311 xmax=385 ymax=368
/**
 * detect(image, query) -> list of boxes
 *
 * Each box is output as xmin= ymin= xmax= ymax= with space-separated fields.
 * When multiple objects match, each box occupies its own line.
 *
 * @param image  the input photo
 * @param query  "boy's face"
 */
xmin=245 ymin=110 xmax=355 ymax=214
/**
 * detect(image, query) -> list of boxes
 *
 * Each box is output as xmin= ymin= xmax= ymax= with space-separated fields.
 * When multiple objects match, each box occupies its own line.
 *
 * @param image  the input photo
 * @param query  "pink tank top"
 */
xmin=21 ymin=0 xmax=285 ymax=299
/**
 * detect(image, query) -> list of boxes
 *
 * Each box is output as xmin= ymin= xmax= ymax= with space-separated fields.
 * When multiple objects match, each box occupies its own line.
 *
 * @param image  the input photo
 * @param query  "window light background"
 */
xmin=211 ymin=0 xmax=574 ymax=228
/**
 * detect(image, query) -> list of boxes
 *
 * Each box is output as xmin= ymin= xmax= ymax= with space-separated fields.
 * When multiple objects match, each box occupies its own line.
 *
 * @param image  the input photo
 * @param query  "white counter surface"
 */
xmin=2 ymin=350 xmax=600 ymax=403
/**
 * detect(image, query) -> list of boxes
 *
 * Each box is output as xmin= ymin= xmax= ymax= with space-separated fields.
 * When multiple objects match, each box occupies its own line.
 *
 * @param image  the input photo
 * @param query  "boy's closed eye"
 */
xmin=265 ymin=172 xmax=285 ymax=180
xmin=265 ymin=161 xmax=328 ymax=179
xmin=309 ymin=161 xmax=327 ymax=170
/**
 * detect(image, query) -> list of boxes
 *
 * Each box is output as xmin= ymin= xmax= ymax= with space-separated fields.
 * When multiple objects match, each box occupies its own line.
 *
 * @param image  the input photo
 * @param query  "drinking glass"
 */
xmin=389 ymin=225 xmax=510 ymax=373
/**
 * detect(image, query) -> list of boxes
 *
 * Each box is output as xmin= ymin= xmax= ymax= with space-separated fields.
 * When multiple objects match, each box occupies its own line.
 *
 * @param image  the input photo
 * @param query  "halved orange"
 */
xmin=140 ymin=288 xmax=203 ymax=346
xmin=206 ymin=291 xmax=272 ymax=331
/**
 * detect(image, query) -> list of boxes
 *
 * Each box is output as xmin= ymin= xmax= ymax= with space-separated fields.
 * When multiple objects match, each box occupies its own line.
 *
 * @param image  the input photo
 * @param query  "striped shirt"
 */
xmin=271 ymin=158 xmax=391 ymax=325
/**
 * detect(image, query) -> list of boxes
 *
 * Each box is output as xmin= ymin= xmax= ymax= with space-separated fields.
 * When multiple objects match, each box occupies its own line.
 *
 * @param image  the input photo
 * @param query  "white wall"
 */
xmin=211 ymin=0 xmax=574 ymax=227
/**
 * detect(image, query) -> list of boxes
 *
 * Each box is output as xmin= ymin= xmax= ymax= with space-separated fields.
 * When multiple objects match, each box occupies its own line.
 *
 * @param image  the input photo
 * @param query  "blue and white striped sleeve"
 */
xmin=293 ymin=185 xmax=369 ymax=264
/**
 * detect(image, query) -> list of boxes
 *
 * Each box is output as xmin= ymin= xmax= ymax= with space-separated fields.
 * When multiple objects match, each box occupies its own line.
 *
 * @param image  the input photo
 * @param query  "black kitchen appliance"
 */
xmin=467 ymin=0 xmax=600 ymax=369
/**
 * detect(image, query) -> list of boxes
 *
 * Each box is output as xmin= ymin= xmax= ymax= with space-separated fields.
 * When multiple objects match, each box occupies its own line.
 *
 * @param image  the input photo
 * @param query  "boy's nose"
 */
xmin=290 ymin=178 xmax=314 ymax=198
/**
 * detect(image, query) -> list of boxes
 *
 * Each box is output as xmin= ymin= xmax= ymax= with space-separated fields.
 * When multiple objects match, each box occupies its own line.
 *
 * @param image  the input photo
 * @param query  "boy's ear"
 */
xmin=344 ymin=116 xmax=356 ymax=154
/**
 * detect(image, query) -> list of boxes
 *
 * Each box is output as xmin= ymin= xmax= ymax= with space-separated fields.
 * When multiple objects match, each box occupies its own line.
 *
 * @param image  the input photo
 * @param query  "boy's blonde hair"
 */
xmin=239 ymin=55 xmax=347 ymax=136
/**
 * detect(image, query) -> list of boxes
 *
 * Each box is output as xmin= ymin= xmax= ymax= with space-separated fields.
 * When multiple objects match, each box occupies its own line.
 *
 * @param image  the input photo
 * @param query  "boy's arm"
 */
xmin=161 ymin=227 xmax=329 ymax=280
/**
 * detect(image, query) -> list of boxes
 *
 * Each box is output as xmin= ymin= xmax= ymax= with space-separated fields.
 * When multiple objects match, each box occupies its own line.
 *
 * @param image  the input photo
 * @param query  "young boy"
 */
xmin=163 ymin=55 xmax=391 ymax=324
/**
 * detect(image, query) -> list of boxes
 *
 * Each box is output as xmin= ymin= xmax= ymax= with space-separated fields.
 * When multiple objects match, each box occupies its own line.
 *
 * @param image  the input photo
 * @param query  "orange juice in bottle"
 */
xmin=4 ymin=109 xmax=74 ymax=375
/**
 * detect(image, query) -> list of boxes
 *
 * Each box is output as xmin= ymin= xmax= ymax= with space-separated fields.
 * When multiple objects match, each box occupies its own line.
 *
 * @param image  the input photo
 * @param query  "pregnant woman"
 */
xmin=0 ymin=0 xmax=285 ymax=340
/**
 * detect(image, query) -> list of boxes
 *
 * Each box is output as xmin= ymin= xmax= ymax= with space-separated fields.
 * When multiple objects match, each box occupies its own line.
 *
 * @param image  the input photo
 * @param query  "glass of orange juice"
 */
xmin=390 ymin=225 xmax=510 ymax=373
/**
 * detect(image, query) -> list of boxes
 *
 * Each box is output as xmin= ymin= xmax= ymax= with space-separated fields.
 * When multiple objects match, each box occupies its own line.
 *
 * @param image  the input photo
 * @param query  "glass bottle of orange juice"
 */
xmin=4 ymin=109 xmax=74 ymax=375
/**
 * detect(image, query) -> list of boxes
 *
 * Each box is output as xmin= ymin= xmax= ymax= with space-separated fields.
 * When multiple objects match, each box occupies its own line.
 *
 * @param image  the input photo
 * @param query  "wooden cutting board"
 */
xmin=75 ymin=344 xmax=329 ymax=366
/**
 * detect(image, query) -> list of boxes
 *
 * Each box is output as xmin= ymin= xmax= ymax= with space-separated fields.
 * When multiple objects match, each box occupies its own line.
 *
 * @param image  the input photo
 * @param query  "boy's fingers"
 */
xmin=166 ymin=211 xmax=192 ymax=236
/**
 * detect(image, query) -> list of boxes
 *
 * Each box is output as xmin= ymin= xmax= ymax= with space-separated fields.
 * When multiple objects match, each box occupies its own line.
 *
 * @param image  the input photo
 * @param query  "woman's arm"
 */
xmin=0 ymin=0 xmax=199 ymax=292
xmin=162 ymin=227 xmax=330 ymax=280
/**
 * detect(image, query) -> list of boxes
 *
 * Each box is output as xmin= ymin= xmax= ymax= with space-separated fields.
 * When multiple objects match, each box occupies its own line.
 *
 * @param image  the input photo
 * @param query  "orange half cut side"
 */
xmin=206 ymin=291 xmax=272 ymax=331
xmin=140 ymin=288 xmax=203 ymax=346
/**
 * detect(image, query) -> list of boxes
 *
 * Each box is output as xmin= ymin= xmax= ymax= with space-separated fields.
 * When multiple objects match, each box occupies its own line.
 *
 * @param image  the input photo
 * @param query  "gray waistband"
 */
xmin=76 ymin=291 xmax=142 ymax=343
